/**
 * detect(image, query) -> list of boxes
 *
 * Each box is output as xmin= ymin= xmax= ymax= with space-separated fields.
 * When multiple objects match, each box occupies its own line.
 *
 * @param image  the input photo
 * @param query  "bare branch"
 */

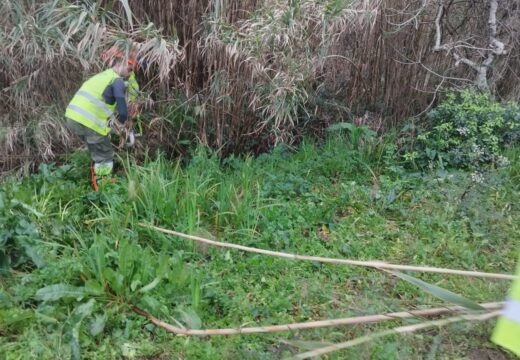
xmin=431 ymin=0 xmax=508 ymax=91
xmin=433 ymin=0 xmax=447 ymax=52
xmin=387 ymin=0 xmax=430 ymax=32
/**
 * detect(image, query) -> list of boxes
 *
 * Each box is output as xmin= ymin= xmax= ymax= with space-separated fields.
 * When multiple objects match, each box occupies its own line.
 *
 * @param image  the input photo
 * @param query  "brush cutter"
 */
xmin=124 ymin=109 xmax=144 ymax=149
xmin=124 ymin=130 xmax=142 ymax=148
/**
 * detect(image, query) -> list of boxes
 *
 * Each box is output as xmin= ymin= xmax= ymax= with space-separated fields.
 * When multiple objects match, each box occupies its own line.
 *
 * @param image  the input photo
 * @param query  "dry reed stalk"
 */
xmin=294 ymin=310 xmax=501 ymax=359
xmin=4 ymin=0 xmax=520 ymax=171
xmin=132 ymin=302 xmax=503 ymax=336
xmin=140 ymin=223 xmax=517 ymax=280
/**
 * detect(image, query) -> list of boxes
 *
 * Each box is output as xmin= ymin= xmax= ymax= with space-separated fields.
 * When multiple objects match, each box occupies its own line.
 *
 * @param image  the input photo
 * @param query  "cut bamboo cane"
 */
xmin=140 ymin=223 xmax=517 ymax=280
xmin=132 ymin=302 xmax=503 ymax=336
xmin=294 ymin=311 xmax=501 ymax=359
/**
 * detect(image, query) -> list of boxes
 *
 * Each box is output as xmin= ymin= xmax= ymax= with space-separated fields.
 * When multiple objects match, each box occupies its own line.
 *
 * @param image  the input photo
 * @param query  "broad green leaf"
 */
xmin=121 ymin=343 xmax=137 ymax=358
xmin=36 ymin=311 xmax=59 ymax=324
xmin=391 ymin=271 xmax=485 ymax=311
xmin=89 ymin=240 xmax=106 ymax=284
xmin=327 ymin=122 xmax=354 ymax=132
xmin=10 ymin=199 xmax=44 ymax=218
xmin=144 ymin=323 xmax=156 ymax=332
xmin=130 ymin=278 xmax=142 ymax=292
xmin=75 ymin=299 xmax=96 ymax=317
xmin=84 ymin=280 xmax=104 ymax=295
xmin=179 ymin=308 xmax=202 ymax=329
xmin=20 ymin=240 xmax=45 ymax=268
xmin=90 ymin=313 xmax=107 ymax=336
xmin=0 ymin=308 xmax=34 ymax=328
xmin=141 ymin=295 xmax=162 ymax=313
xmin=35 ymin=284 xmax=103 ymax=302
xmin=67 ymin=299 xmax=96 ymax=360
xmin=70 ymin=337 xmax=81 ymax=360
xmin=138 ymin=277 xmax=161 ymax=294
xmin=156 ymin=253 xmax=170 ymax=278
xmin=118 ymin=239 xmax=137 ymax=286
xmin=103 ymin=268 xmax=125 ymax=296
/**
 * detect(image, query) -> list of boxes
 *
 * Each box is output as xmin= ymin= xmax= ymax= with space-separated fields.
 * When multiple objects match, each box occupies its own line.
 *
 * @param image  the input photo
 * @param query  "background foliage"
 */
xmin=1 ymin=0 xmax=520 ymax=173
xmin=1 ymin=124 xmax=519 ymax=358
xmin=1 ymin=3 xmax=519 ymax=356
xmin=405 ymin=90 xmax=520 ymax=170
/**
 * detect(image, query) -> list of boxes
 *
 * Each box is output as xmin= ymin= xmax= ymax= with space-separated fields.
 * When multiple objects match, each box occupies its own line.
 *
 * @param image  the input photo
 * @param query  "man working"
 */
xmin=65 ymin=50 xmax=138 ymax=191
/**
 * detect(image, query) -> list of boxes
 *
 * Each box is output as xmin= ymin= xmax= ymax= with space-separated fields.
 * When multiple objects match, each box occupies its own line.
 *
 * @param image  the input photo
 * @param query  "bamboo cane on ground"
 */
xmin=132 ymin=302 xmax=503 ymax=336
xmin=293 ymin=311 xmax=501 ymax=359
xmin=139 ymin=223 xmax=517 ymax=280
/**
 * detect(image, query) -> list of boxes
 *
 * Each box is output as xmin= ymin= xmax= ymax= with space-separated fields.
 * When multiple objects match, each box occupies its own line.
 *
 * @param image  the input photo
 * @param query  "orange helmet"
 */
xmin=101 ymin=46 xmax=138 ymax=69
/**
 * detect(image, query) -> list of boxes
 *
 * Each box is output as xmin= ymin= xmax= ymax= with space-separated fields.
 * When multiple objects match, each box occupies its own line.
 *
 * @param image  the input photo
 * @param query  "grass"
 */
xmin=0 ymin=133 xmax=518 ymax=359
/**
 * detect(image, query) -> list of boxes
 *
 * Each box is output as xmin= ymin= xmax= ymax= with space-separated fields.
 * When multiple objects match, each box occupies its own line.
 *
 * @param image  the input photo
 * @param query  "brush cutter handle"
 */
xmin=125 ymin=131 xmax=136 ymax=148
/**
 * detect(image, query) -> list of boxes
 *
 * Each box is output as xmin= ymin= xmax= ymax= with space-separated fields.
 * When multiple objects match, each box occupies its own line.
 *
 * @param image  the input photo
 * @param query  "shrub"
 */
xmin=406 ymin=90 xmax=520 ymax=169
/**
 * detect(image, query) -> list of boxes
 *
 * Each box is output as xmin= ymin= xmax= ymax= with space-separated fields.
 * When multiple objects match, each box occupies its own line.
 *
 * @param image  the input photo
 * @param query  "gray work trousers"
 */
xmin=66 ymin=118 xmax=113 ymax=164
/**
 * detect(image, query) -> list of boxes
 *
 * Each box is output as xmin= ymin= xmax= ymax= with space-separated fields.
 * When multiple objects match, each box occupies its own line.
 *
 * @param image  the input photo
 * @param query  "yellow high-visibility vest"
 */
xmin=65 ymin=69 xmax=120 ymax=136
xmin=492 ymin=256 xmax=520 ymax=357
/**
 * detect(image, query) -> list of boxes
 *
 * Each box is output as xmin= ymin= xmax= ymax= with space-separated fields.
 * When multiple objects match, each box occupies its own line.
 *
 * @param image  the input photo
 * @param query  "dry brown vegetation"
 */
xmin=1 ymin=0 xmax=519 ymax=173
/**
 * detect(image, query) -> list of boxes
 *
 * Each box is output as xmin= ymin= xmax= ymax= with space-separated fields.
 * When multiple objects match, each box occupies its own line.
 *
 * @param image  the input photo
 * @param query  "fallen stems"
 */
xmin=132 ymin=302 xmax=503 ymax=336
xmin=140 ymin=223 xmax=517 ymax=280
xmin=294 ymin=311 xmax=501 ymax=359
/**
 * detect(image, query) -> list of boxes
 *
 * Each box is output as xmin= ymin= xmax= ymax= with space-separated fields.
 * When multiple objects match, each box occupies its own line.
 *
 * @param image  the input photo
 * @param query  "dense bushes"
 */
xmin=405 ymin=90 xmax=520 ymax=170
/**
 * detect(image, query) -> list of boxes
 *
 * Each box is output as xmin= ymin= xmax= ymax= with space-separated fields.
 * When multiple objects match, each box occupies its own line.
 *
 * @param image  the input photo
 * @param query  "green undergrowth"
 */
xmin=1 ymin=133 xmax=519 ymax=359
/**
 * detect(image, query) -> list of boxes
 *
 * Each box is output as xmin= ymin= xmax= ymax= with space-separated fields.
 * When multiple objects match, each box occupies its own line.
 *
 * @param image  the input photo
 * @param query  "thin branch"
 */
xmin=294 ymin=311 xmax=501 ymax=359
xmin=387 ymin=0 xmax=430 ymax=32
xmin=140 ymin=223 xmax=517 ymax=280
xmin=392 ymin=49 xmax=474 ymax=82
xmin=132 ymin=302 xmax=503 ymax=336
xmin=411 ymin=77 xmax=445 ymax=118
xmin=433 ymin=0 xmax=446 ymax=51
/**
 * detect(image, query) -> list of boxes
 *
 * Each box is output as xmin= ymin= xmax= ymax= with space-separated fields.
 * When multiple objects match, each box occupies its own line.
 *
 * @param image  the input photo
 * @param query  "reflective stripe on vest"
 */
xmin=503 ymin=299 xmax=520 ymax=323
xmin=66 ymin=104 xmax=108 ymax=128
xmin=76 ymin=90 xmax=113 ymax=117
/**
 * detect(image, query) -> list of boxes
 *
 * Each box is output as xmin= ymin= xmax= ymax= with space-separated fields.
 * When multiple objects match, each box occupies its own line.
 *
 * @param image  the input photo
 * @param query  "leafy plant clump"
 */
xmin=1 ymin=132 xmax=519 ymax=359
xmin=405 ymin=90 xmax=520 ymax=170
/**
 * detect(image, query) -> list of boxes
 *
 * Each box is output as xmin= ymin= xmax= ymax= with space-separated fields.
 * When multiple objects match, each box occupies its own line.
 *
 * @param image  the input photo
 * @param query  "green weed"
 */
xmin=1 ymin=132 xmax=518 ymax=359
